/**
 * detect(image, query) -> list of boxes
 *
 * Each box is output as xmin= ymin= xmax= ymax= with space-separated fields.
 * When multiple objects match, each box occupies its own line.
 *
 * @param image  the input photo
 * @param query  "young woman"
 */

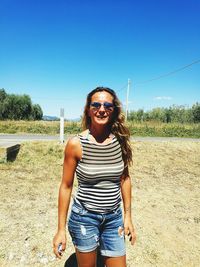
xmin=53 ymin=87 xmax=136 ymax=267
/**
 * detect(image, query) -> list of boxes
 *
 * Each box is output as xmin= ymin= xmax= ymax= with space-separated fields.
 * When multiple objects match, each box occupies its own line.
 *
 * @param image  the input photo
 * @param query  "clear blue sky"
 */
xmin=0 ymin=0 xmax=199 ymax=119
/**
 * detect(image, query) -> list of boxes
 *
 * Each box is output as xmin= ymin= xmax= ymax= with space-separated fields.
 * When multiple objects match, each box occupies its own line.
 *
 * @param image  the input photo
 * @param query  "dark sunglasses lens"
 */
xmin=104 ymin=102 xmax=114 ymax=109
xmin=91 ymin=102 xmax=101 ymax=108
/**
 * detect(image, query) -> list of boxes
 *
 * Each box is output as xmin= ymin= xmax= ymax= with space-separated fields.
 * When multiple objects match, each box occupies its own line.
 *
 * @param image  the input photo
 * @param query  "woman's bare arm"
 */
xmin=53 ymin=137 xmax=81 ymax=258
xmin=121 ymin=168 xmax=136 ymax=245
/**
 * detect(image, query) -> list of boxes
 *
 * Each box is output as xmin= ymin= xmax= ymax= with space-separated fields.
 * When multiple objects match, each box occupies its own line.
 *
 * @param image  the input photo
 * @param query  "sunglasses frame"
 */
xmin=90 ymin=101 xmax=114 ymax=111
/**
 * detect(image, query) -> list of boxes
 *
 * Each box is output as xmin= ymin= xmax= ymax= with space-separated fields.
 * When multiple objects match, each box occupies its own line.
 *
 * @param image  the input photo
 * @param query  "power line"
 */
xmin=116 ymin=83 xmax=128 ymax=93
xmin=135 ymin=59 xmax=200 ymax=86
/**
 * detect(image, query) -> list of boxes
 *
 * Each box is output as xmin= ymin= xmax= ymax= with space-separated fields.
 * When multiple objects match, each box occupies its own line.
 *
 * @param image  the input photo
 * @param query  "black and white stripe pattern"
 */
xmin=75 ymin=135 xmax=124 ymax=213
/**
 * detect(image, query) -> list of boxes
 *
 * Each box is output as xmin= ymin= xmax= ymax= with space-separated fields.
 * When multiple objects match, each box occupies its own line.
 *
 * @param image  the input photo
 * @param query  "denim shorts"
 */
xmin=68 ymin=199 xmax=126 ymax=257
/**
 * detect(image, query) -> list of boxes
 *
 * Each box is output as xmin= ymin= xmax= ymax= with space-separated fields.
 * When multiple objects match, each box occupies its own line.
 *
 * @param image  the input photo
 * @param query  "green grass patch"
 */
xmin=0 ymin=120 xmax=199 ymax=138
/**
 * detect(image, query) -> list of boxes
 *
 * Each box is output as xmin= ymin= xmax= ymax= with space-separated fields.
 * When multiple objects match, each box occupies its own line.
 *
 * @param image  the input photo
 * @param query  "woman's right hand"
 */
xmin=53 ymin=230 xmax=66 ymax=259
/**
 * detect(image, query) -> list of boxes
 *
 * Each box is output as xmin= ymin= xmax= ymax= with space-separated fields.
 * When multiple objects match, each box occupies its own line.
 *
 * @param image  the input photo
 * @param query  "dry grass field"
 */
xmin=0 ymin=140 xmax=199 ymax=267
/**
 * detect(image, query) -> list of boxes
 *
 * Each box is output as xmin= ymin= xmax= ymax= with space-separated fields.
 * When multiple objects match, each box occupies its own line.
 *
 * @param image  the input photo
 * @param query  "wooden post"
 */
xmin=60 ymin=108 xmax=64 ymax=143
xmin=125 ymin=78 xmax=131 ymax=121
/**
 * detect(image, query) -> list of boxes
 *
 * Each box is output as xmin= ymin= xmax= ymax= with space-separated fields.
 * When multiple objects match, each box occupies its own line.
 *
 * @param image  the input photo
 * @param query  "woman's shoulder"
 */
xmin=66 ymin=136 xmax=80 ymax=145
xmin=78 ymin=129 xmax=89 ymax=138
xmin=64 ymin=136 xmax=82 ymax=159
xmin=66 ymin=129 xmax=89 ymax=148
xmin=65 ymin=135 xmax=81 ymax=151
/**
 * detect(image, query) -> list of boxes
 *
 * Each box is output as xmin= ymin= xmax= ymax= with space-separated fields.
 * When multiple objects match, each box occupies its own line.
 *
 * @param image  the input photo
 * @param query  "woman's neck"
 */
xmin=89 ymin=126 xmax=111 ymax=143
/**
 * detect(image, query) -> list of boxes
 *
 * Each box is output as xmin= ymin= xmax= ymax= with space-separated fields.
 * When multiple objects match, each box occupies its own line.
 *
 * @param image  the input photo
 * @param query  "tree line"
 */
xmin=0 ymin=88 xmax=43 ymax=120
xmin=128 ymin=103 xmax=200 ymax=123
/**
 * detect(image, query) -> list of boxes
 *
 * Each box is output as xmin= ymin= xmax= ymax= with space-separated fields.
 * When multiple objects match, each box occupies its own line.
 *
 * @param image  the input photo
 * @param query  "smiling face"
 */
xmin=88 ymin=91 xmax=114 ymax=128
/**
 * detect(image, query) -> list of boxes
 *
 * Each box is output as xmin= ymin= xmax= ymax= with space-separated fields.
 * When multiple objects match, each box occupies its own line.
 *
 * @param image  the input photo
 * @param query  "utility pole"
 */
xmin=60 ymin=108 xmax=64 ymax=143
xmin=125 ymin=78 xmax=131 ymax=121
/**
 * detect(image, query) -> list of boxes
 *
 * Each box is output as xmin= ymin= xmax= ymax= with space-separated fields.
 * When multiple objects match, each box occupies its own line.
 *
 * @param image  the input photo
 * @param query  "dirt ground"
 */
xmin=0 ymin=140 xmax=199 ymax=267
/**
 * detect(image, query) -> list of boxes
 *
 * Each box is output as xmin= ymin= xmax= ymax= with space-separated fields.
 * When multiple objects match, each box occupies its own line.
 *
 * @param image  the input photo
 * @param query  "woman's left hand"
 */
xmin=124 ymin=216 xmax=136 ymax=245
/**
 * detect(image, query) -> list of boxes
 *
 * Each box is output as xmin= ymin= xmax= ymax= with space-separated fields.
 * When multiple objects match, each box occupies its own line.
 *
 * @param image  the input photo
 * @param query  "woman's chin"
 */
xmin=95 ymin=117 xmax=109 ymax=124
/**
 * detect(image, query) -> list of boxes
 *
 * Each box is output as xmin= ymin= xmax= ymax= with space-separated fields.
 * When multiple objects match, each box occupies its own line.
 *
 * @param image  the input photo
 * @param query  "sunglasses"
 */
xmin=90 ymin=102 xmax=114 ymax=111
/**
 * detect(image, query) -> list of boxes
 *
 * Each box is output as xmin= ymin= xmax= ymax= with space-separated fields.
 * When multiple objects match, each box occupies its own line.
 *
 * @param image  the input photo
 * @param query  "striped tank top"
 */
xmin=75 ymin=133 xmax=124 ymax=214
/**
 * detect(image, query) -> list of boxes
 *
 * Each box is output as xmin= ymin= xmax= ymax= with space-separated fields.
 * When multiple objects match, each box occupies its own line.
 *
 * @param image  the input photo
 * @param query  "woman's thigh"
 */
xmin=100 ymin=207 xmax=126 ymax=258
xmin=68 ymin=200 xmax=100 ymax=253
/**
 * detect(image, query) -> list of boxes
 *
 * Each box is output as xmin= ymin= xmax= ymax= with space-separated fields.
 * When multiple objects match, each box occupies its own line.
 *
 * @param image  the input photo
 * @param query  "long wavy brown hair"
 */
xmin=82 ymin=87 xmax=132 ymax=167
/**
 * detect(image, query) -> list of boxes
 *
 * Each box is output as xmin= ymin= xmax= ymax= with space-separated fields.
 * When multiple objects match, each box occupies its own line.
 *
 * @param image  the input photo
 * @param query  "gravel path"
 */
xmin=0 ymin=134 xmax=199 ymax=144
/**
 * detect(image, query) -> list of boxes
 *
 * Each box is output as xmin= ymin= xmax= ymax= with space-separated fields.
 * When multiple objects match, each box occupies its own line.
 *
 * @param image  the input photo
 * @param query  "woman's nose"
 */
xmin=99 ymin=104 xmax=106 ymax=112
